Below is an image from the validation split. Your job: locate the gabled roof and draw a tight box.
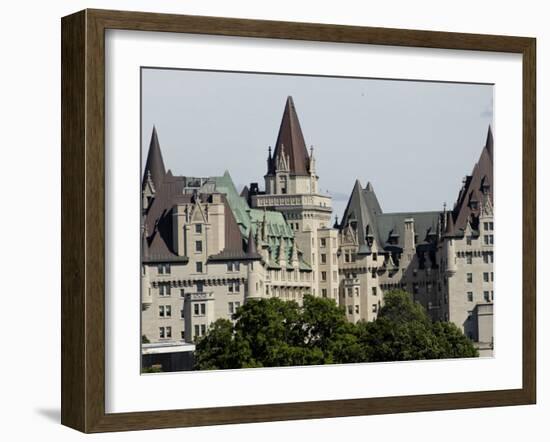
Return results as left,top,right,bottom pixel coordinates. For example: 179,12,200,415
452,126,494,232
376,211,441,250
142,126,166,190
339,180,384,253
339,180,441,253
268,96,311,176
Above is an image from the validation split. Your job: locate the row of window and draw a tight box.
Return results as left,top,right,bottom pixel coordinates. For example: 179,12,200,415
321,288,339,298
319,253,338,265
466,290,494,302
464,252,494,264
466,272,494,283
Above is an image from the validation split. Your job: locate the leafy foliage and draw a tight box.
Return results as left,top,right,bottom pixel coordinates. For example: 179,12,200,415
194,290,478,370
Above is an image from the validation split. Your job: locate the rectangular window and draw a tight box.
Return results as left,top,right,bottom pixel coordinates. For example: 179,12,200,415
195,224,202,233
372,304,378,313
165,305,171,317
157,264,170,274
355,305,359,314
466,236,472,245
372,253,378,261
200,303,206,315
333,270,337,282
196,281,204,292
180,309,184,319
228,302,234,314
372,287,377,296
321,253,327,264
345,252,350,263
484,222,489,230
491,272,494,282
484,291,490,302
180,288,185,297
194,304,199,315
196,262,203,273
159,305,165,317
489,222,494,230
159,327,165,339
166,326,172,338
235,301,241,310
466,254,472,264
194,325,199,338
467,273,473,283
467,291,473,302
321,271,327,281
181,331,185,340
322,289,327,298
483,272,489,282
200,324,206,335
195,240,203,252
347,288,353,297
354,287,359,297
320,238,326,247
159,284,171,296
347,305,353,314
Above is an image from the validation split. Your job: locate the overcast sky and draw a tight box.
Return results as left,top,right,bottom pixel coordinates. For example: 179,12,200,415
141,68,493,219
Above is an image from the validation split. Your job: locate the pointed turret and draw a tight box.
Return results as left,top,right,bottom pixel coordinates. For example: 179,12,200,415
444,211,455,237
268,96,310,176
246,228,259,257
290,237,299,268
142,126,166,189
278,238,287,267
485,125,494,160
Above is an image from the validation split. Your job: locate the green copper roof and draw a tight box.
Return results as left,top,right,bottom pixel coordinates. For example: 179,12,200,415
211,171,310,270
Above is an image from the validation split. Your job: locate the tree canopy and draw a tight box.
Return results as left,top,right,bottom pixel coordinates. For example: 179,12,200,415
194,290,478,370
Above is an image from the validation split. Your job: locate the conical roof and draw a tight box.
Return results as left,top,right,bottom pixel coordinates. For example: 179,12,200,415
242,227,261,261
444,210,455,237
142,126,166,189
269,96,310,176
452,126,494,231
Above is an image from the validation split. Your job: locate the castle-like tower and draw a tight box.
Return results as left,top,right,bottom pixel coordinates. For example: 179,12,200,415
249,97,340,301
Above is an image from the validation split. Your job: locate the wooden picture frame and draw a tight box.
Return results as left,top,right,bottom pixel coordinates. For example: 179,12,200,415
61,8,536,433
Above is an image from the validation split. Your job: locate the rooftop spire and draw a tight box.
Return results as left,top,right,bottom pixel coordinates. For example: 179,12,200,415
246,228,259,257
269,96,310,176
485,125,494,160
444,211,455,237
142,126,166,189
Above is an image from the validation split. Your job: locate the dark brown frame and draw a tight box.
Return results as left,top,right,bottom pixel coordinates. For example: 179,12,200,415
61,8,536,433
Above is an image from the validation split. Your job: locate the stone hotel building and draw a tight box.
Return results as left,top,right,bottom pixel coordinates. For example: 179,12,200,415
141,97,494,369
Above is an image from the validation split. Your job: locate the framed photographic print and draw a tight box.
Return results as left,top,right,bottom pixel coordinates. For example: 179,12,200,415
61,9,536,433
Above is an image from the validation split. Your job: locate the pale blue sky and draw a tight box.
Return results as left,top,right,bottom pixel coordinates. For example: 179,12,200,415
141,68,493,219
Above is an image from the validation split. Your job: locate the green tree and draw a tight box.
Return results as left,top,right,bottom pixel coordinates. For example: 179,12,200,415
362,290,478,361
432,321,479,358
299,295,368,364
194,319,255,370
194,290,478,370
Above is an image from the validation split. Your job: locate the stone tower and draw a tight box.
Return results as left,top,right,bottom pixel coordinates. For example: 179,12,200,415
250,96,339,300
